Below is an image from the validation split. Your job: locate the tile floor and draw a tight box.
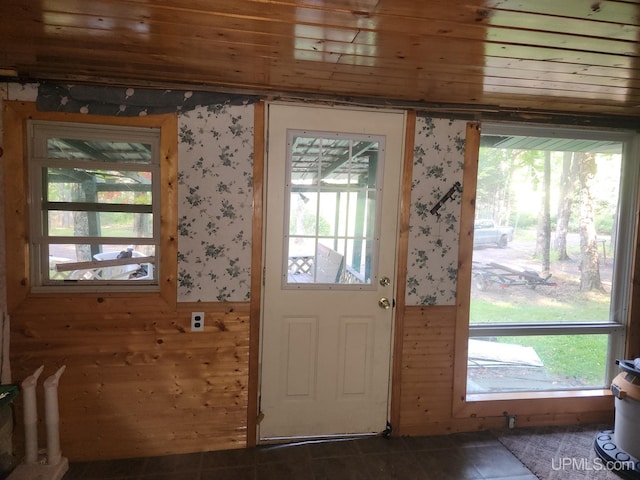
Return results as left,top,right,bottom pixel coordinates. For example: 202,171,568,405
62,431,538,480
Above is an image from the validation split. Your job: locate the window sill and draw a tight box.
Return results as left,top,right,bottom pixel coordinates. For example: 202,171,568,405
454,388,613,419
467,388,611,403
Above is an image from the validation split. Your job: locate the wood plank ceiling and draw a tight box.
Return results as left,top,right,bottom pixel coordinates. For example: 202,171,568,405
2,0,640,119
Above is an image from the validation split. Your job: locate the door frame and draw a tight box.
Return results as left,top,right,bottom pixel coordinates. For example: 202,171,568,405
247,101,416,446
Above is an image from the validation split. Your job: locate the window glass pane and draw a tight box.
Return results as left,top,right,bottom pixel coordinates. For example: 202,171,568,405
48,244,155,282
47,211,153,238
31,121,161,288
291,136,320,186
471,136,622,324
289,191,319,236
46,168,152,204
467,335,608,393
47,138,152,164
465,128,633,396
285,133,380,286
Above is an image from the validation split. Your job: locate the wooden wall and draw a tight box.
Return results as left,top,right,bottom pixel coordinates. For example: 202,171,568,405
10,300,249,461
3,101,251,461
3,100,622,463
8,300,616,461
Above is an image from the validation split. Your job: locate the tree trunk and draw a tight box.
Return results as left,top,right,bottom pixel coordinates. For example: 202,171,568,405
72,182,93,261
535,152,551,272
577,151,602,291
555,151,578,260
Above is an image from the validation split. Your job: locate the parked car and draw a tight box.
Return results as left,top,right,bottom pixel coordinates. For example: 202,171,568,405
473,219,514,248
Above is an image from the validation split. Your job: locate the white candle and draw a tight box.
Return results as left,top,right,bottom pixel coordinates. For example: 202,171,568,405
22,365,44,464
44,365,66,466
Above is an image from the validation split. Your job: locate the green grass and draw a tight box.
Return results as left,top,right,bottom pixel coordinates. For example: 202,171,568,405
470,297,610,323
471,295,611,387
497,334,608,386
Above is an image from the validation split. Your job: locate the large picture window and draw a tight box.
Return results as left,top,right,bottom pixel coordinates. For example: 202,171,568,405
29,121,161,289
467,124,638,395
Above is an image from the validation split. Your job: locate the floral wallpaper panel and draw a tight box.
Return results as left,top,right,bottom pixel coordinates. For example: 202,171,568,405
177,104,254,302
405,117,467,306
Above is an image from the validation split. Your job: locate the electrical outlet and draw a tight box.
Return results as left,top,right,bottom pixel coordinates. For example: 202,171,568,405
191,312,204,332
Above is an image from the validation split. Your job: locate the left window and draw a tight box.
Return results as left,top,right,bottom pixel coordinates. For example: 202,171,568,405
29,121,160,289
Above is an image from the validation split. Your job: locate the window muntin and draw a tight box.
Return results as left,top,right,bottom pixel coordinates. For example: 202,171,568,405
30,121,161,288
466,124,637,394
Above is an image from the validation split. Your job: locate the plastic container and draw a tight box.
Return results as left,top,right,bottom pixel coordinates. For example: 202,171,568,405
611,360,640,460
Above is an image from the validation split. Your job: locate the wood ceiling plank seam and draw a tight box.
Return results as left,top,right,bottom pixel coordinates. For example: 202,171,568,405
281,53,638,83
14,21,636,60
483,29,637,56
483,43,638,68
291,34,638,66
22,1,366,46
30,0,640,49
12,0,639,29
484,10,640,40
114,0,375,29
479,76,637,96
26,9,364,44
481,68,636,88
265,73,637,106
16,54,637,99
8,47,636,98
8,5,639,56
479,83,634,102
483,57,639,80
273,57,640,92
483,0,640,24
0,32,605,75
283,63,639,90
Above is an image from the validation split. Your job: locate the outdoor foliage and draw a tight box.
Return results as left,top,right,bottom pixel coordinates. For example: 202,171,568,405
469,138,622,393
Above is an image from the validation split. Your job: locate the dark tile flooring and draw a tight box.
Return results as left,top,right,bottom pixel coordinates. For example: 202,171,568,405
62,431,538,480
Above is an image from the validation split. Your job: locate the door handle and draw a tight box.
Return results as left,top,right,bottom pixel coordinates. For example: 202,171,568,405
378,297,391,309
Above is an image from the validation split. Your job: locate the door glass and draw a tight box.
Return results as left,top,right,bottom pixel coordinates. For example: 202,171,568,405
285,132,382,287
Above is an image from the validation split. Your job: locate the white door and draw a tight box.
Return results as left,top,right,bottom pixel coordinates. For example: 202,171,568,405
260,103,405,440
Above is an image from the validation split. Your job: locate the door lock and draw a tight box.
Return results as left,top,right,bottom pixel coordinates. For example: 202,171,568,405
378,297,391,309
379,276,391,287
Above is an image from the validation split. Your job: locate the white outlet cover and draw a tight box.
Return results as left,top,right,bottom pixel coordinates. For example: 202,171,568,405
191,312,205,332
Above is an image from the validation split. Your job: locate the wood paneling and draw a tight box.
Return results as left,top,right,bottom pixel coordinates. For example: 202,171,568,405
2,0,640,118
10,302,250,461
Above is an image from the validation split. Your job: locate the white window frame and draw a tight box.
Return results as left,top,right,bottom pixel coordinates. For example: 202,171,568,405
465,122,639,400
28,120,162,292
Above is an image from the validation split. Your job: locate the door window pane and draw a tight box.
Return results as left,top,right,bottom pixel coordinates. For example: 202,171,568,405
285,132,382,286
